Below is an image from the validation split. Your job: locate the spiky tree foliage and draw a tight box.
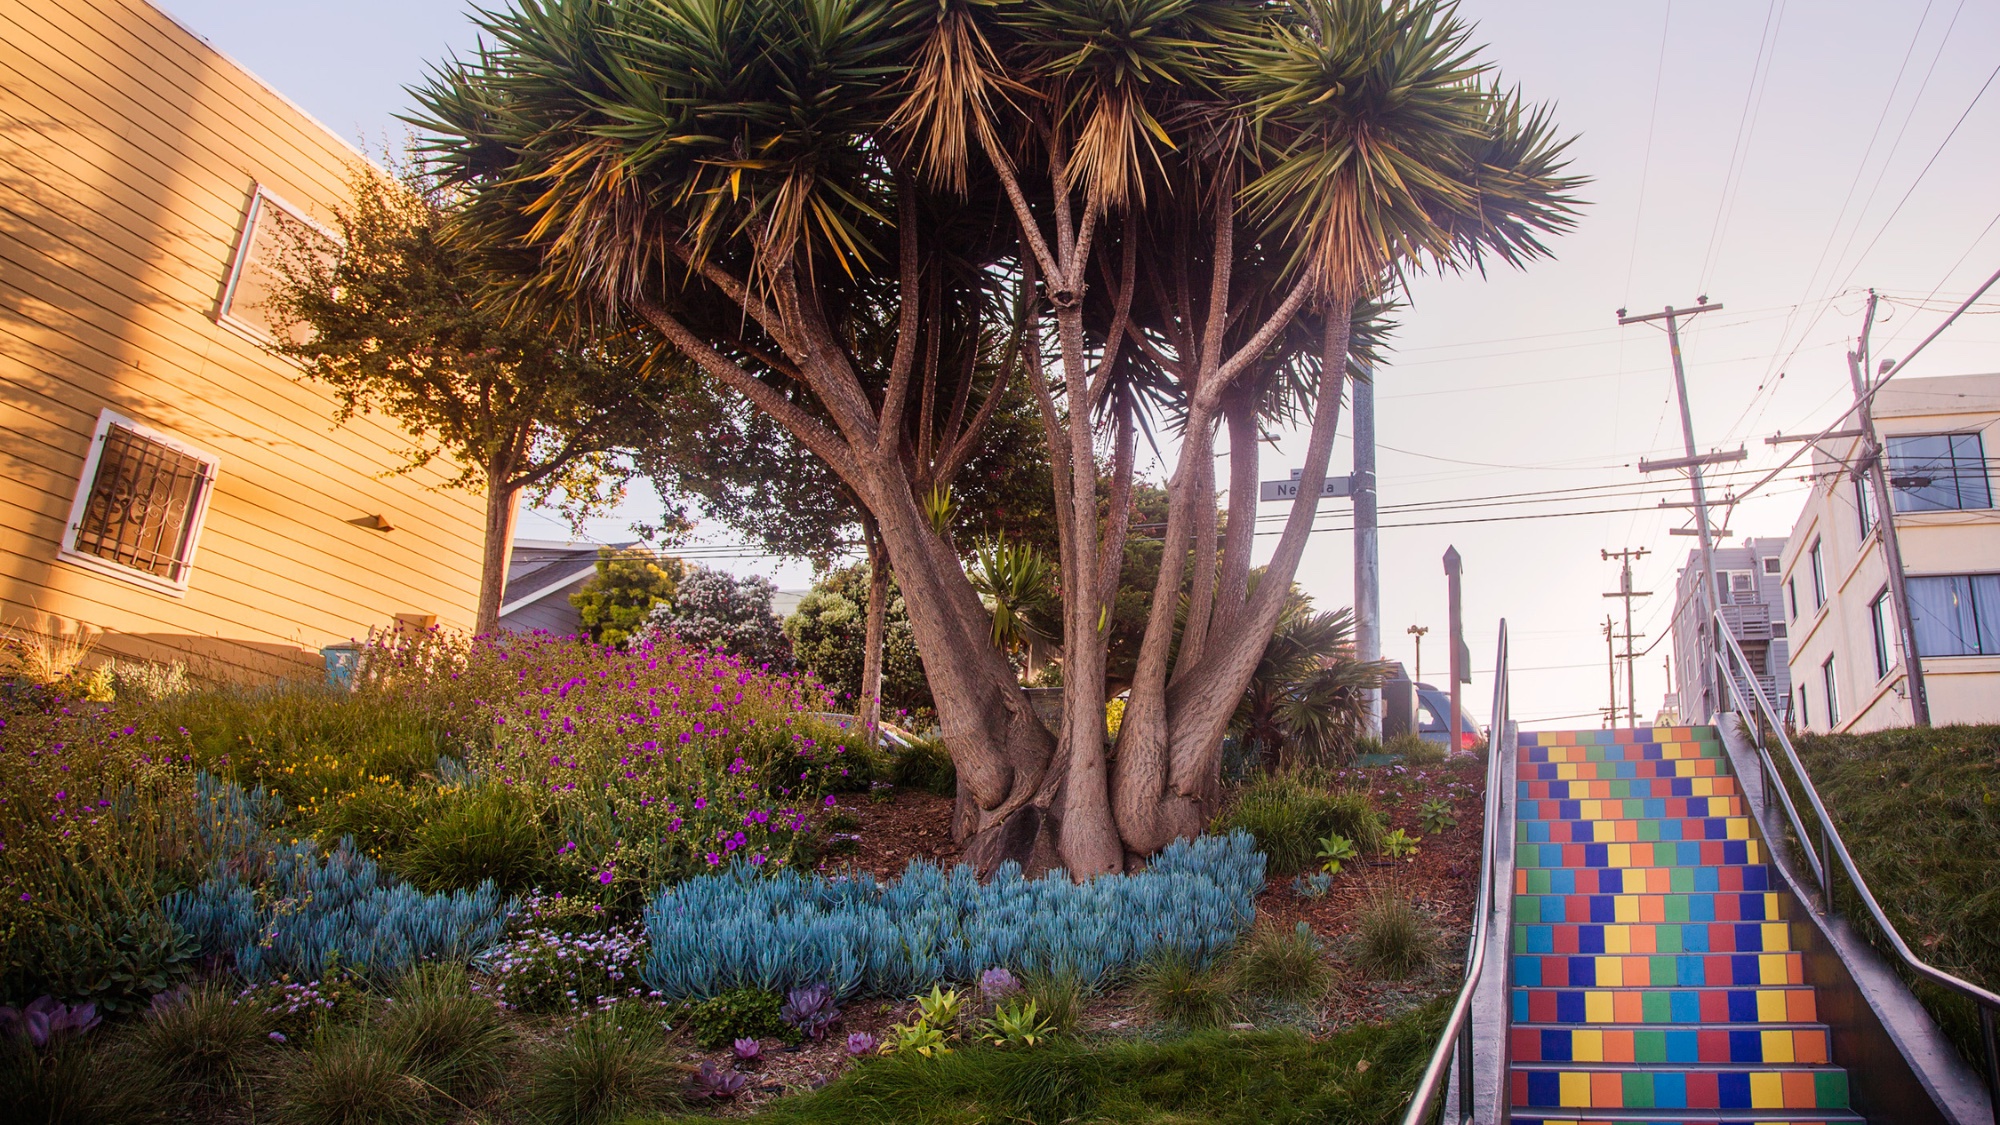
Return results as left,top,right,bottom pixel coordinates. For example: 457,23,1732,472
1234,602,1391,772
412,0,1581,874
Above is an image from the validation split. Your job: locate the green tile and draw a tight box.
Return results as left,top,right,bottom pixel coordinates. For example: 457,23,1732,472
1637,821,1660,842
1648,955,1675,985
1525,869,1550,894
1641,991,1670,1023
1622,1071,1654,1109
1665,896,1689,923
1633,1029,1667,1062
1515,896,1540,924
1670,869,1695,892
1816,1070,1849,1108
1655,925,1684,954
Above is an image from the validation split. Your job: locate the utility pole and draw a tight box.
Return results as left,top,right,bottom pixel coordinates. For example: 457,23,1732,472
1354,366,1382,739
1408,624,1429,684
1603,616,1619,728
1851,291,1931,726
1601,547,1653,726
1619,300,1739,722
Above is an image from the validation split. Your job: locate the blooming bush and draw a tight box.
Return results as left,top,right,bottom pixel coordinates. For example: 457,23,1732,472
479,913,654,1013
641,832,1266,1000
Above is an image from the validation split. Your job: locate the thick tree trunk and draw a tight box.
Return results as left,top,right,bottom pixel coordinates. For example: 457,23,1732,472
475,477,520,636
859,514,889,744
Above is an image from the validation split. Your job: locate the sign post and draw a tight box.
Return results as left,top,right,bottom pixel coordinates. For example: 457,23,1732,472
1445,546,1464,755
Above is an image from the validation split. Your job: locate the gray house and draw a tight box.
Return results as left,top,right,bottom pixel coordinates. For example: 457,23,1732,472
497,540,629,636
1669,536,1792,723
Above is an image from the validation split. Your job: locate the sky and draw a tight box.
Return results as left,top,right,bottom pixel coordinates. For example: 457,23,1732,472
159,0,2000,729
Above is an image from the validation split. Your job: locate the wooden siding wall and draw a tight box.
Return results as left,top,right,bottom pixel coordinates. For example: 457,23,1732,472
0,0,486,679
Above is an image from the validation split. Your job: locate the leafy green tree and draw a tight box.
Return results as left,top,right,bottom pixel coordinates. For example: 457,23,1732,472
268,165,711,633
415,0,1581,873
570,547,682,646
784,565,932,716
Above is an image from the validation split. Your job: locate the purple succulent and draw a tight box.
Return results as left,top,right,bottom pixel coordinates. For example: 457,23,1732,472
688,1060,750,1099
780,982,840,1040
0,996,100,1050
732,1037,763,1066
978,967,1022,1001
845,1031,878,1056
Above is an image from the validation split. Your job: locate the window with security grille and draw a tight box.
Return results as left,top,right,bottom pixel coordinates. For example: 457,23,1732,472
1886,432,1991,512
62,413,218,590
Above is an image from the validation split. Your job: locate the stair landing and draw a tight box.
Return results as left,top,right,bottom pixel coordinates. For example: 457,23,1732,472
1507,726,1863,1125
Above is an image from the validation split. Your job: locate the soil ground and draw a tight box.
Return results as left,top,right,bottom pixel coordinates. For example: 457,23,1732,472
682,755,1488,1110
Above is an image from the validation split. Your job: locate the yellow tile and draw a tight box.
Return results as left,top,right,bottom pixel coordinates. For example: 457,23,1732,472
1727,818,1751,840
1762,1029,1795,1064
1560,1071,1590,1108
1693,777,1715,796
1608,843,1632,868
1614,896,1639,923
1747,840,1763,862
1749,1071,1784,1109
1756,990,1787,1022
1759,954,1791,985
1572,1029,1603,1062
1763,923,1791,952
1604,926,1630,954
1764,893,1783,919
1596,957,1625,986
1584,991,1614,1023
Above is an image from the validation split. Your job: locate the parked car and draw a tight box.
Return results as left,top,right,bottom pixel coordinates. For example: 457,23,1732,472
1414,683,1485,750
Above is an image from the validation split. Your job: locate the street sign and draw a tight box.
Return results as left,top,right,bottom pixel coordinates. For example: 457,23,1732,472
1259,473,1353,502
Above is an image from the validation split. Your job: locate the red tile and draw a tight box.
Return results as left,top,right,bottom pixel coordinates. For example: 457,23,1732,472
1511,1028,1541,1061
1685,1070,1720,1108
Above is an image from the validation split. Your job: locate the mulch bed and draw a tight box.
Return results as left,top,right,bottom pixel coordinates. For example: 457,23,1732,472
690,755,1488,1110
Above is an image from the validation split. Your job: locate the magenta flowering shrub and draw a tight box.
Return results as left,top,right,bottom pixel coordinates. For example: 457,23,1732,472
400,631,860,898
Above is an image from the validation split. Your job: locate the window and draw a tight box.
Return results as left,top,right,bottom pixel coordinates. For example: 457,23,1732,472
1809,540,1826,609
1886,433,1992,512
1797,685,1810,729
1786,577,1798,621
59,411,219,594
1821,655,1839,727
1869,588,1893,680
1729,572,1757,606
217,186,338,345
1906,574,2000,657
1772,621,1788,639
1855,477,1878,536
1762,556,1782,575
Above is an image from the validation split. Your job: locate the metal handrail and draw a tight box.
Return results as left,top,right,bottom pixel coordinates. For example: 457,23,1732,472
1708,611,2000,1111
1401,619,1510,1125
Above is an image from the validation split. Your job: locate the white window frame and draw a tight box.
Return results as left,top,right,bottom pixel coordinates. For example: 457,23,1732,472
1821,654,1840,727
1762,556,1782,576
1809,539,1827,609
57,409,221,597
1868,587,1893,681
215,184,340,346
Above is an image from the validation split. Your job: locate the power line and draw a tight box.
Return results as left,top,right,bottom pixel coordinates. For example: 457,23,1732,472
1621,0,1676,305
1697,0,1786,293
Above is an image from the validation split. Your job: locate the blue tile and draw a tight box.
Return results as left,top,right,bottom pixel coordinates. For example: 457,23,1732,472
1664,1029,1699,1063
1526,1070,1561,1108
1728,1029,1762,1062
1556,991,1586,1022
1541,1029,1572,1062
1717,1070,1752,1109
1725,990,1756,1022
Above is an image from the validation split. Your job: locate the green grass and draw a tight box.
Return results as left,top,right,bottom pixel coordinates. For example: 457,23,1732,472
1213,775,1384,875
632,998,1447,1125
1787,724,2000,1069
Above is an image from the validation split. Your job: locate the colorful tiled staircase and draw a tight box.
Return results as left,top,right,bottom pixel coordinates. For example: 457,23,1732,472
1508,726,1862,1124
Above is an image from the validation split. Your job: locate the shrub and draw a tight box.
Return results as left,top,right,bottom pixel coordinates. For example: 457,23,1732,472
782,564,933,715
1418,797,1458,836
274,1026,432,1125
640,833,1264,1000
124,984,277,1103
374,963,512,1102
979,997,1055,1050
639,566,791,669
889,735,955,796
0,1034,129,1125
516,1008,686,1125
482,917,652,1014
1215,777,1382,875
1135,953,1230,1028
569,547,682,647
394,783,548,893
1352,890,1437,981
681,988,790,1049
1232,923,1331,1002
1388,732,1446,765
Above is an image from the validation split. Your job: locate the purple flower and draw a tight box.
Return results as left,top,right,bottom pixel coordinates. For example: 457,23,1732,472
732,1037,763,1063
979,967,1022,1000
846,1031,878,1056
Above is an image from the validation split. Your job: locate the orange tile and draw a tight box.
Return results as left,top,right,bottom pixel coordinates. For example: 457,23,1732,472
1612,992,1644,1022
1601,1030,1635,1062
1639,896,1665,922
1628,926,1658,954
1787,990,1817,1022
1782,1070,1817,1108
1590,1071,1623,1107
1796,1029,1829,1064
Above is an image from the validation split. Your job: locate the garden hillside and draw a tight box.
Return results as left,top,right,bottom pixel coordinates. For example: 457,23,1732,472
1785,723,2000,1068
0,629,1485,1124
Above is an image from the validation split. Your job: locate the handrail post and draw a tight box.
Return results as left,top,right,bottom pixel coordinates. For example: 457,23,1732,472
1981,1006,2000,1117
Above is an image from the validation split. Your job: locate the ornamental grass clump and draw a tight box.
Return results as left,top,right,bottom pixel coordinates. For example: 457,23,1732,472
124,984,277,1104
374,963,512,1103
1135,953,1231,1029
516,1007,687,1125
1353,888,1439,982
1215,776,1383,875
1232,922,1332,1003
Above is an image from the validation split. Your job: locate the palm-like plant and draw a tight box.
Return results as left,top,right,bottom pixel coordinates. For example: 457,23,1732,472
1233,604,1389,772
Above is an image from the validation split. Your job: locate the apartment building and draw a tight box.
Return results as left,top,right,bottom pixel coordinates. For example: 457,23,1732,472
1668,537,1792,723
1779,373,2000,733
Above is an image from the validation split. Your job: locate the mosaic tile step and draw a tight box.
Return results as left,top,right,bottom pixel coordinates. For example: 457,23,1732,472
1524,728,1706,746
1511,1066,1850,1112
1512,987,1819,1026
1516,840,1764,870
1512,1025,1830,1065
1521,776,1742,801
1513,951,1806,988
1513,921,1794,956
1522,741,1725,764
1521,796,1747,822
1516,892,1787,925
1522,758,1726,782
1518,817,1754,845
1512,1104,1856,1112
1512,1115,1863,1124
1517,866,1773,896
